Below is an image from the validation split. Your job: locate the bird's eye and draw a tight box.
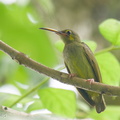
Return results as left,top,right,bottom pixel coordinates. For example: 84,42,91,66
66,30,71,35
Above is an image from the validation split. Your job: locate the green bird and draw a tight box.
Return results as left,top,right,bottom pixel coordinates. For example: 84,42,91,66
40,28,106,113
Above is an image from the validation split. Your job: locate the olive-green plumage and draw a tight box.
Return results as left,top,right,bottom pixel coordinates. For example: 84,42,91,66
40,28,106,113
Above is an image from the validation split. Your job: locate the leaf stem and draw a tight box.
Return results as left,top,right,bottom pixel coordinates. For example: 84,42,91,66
9,65,65,108
95,45,120,56
9,77,49,108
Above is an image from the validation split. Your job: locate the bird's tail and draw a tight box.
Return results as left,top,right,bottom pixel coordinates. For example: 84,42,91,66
95,95,106,113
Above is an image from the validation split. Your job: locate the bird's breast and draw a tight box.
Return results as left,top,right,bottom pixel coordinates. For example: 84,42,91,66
63,43,95,79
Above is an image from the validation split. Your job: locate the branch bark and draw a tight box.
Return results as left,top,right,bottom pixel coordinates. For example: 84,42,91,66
0,106,82,120
0,40,120,96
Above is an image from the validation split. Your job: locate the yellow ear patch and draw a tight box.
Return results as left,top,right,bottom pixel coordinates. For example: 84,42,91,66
69,35,74,40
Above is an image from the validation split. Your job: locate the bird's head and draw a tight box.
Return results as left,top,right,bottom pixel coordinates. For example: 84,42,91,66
40,28,81,44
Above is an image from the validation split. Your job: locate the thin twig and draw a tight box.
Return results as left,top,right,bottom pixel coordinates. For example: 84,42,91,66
95,45,120,55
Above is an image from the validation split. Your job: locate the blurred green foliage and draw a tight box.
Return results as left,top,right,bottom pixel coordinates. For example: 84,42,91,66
0,3,57,67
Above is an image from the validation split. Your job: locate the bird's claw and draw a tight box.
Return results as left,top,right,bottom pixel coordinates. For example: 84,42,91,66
86,78,94,84
68,73,76,78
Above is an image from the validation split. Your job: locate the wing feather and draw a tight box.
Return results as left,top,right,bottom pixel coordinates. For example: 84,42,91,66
82,43,102,82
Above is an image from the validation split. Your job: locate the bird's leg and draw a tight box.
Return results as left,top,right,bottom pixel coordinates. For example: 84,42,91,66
68,73,76,78
86,78,94,84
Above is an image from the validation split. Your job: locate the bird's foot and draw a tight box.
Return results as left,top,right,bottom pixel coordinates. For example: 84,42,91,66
86,78,94,84
68,73,76,78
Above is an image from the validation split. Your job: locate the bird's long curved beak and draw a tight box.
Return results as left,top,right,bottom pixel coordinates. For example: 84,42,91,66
40,28,59,33
39,27,64,36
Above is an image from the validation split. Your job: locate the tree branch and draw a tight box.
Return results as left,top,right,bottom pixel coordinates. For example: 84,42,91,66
0,40,120,96
0,106,82,120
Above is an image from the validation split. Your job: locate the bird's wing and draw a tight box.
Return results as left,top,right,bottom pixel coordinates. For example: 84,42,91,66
64,58,95,106
64,62,71,74
82,43,102,82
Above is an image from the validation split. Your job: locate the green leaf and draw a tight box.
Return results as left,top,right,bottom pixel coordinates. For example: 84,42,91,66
26,99,44,113
99,19,120,45
84,40,97,52
96,52,120,86
55,40,64,52
88,106,120,120
115,34,120,45
38,88,76,118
